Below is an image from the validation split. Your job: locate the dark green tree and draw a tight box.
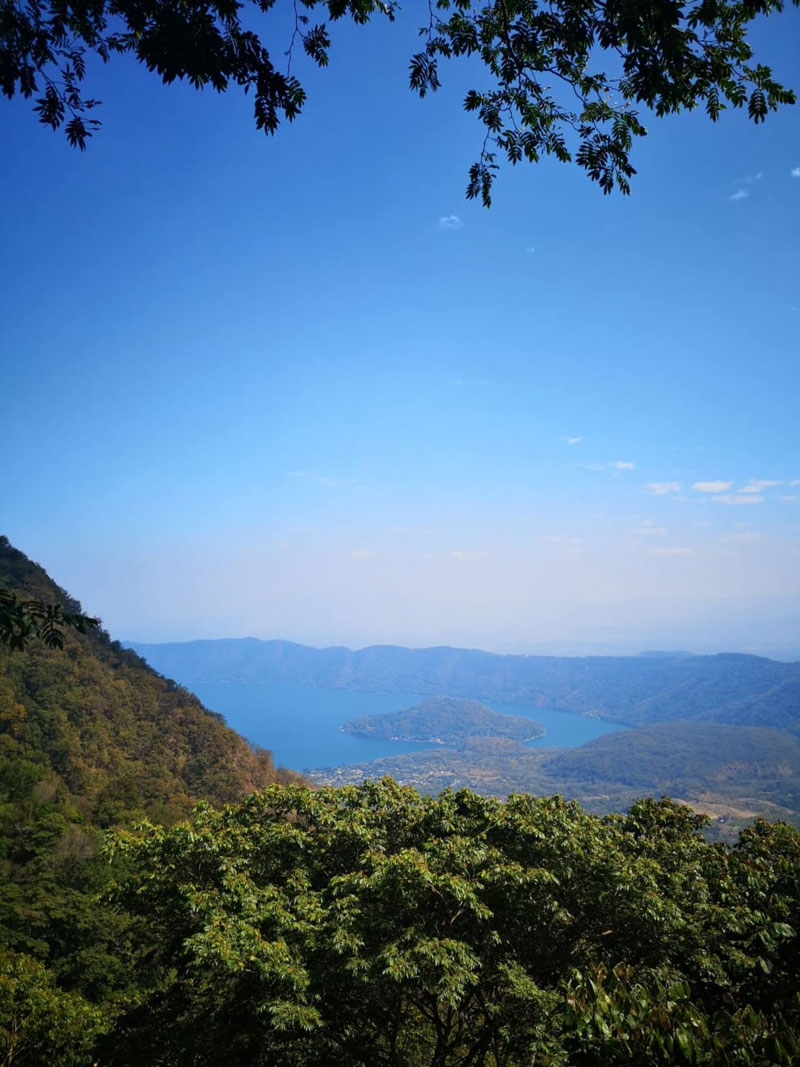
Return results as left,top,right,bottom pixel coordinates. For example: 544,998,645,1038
0,949,108,1067
103,781,800,1067
1,0,797,201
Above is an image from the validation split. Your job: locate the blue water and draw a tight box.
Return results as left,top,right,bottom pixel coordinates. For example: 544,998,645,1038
192,682,627,773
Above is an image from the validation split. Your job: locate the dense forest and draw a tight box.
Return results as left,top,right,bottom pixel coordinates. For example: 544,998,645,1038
131,637,800,732
58,785,800,1065
2,539,800,1064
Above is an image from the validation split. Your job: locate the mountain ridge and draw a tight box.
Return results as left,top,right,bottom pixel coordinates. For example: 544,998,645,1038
129,636,800,732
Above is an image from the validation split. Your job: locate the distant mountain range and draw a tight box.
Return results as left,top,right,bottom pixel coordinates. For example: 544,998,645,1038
129,637,800,733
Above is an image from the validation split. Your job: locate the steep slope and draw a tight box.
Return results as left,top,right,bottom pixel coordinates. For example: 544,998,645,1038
131,636,800,732
0,537,302,1000
0,537,300,824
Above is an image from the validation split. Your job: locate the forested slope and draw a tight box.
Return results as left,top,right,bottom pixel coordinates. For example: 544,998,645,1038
0,536,300,1007
0,536,299,821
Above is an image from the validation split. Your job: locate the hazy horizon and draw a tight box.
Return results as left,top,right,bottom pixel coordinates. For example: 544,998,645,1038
20,531,800,660
118,584,800,663
128,621,800,663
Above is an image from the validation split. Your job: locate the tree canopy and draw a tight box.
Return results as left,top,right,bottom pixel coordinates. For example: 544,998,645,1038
102,781,800,1066
1,0,797,201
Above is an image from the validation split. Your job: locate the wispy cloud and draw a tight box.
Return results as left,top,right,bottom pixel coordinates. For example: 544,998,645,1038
562,436,583,445
645,481,681,495
728,189,749,202
723,531,764,545
525,245,536,253
734,171,763,185
449,550,482,561
713,494,764,506
582,460,634,472
693,480,732,493
792,167,800,178
439,215,464,230
447,378,486,387
738,480,782,494
288,471,354,488
779,495,798,503
649,546,692,557
632,523,667,536
348,549,376,559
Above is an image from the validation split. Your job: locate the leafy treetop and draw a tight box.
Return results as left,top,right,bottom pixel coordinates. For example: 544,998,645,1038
0,0,797,201
102,780,800,1066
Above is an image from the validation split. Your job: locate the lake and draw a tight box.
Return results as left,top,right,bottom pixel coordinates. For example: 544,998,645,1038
191,682,627,773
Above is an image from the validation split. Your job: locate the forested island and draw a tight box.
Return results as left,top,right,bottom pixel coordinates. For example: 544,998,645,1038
342,695,544,746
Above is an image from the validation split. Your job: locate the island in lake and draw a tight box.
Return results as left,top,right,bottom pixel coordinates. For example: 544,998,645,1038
341,695,544,747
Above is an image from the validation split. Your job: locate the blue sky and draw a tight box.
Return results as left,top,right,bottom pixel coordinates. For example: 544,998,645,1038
2,5,799,656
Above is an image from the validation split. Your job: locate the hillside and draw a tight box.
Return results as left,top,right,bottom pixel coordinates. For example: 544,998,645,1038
1,538,300,822
0,537,301,999
342,695,544,746
542,720,800,793
131,636,800,732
